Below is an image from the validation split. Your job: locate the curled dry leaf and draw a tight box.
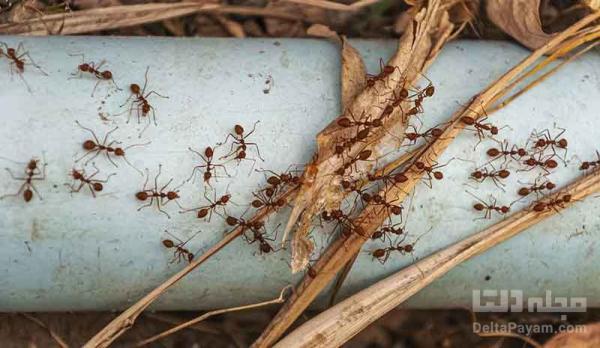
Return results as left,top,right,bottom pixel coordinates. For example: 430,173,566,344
486,0,555,50
544,323,600,348
583,0,600,11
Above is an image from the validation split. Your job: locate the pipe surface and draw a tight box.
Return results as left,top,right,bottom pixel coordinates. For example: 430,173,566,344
0,37,598,311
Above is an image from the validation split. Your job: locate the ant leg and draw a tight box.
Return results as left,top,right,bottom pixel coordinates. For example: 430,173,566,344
137,197,154,211
102,152,118,168
244,142,264,161
4,168,27,180
91,80,101,97
160,178,173,192
145,91,168,99
154,165,162,190
75,121,101,145
19,51,47,75
0,183,26,200
87,183,97,198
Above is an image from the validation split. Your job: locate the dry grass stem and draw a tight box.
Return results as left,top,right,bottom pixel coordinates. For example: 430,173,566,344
281,0,382,11
22,313,69,348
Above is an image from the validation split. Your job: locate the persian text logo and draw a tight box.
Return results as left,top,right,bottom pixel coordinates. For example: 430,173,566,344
472,289,587,313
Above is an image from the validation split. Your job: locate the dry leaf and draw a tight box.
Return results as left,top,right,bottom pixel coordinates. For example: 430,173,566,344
340,36,366,112
486,0,555,49
306,23,338,39
544,323,600,348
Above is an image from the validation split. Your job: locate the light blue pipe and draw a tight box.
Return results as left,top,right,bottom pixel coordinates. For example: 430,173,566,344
0,37,598,311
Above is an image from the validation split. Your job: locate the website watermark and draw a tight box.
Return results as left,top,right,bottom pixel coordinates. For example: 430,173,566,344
472,289,587,335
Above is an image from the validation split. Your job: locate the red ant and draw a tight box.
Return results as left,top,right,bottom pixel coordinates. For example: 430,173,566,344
188,145,229,186
251,189,286,210
69,53,119,96
75,121,147,175
333,127,372,158
221,122,264,163
530,128,568,160
321,209,365,239
65,164,115,198
371,222,405,242
182,191,231,221
1,157,46,202
334,149,372,176
517,178,556,198
371,193,403,222
532,194,572,213
366,58,399,90
226,216,276,254
470,165,510,189
336,111,382,129
412,159,450,188
136,165,185,219
486,141,528,164
404,123,445,146
520,154,558,174
257,168,302,190
121,66,168,137
370,230,427,264
409,76,435,114
467,191,510,220
162,230,201,264
579,151,600,171
0,42,47,91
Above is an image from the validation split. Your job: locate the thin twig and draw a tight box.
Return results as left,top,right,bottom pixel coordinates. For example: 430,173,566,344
135,286,290,347
281,0,382,11
21,313,69,348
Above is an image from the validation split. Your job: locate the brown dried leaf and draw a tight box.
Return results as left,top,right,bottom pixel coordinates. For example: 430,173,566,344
544,323,600,348
340,36,367,113
486,0,555,49
583,0,600,11
306,23,338,39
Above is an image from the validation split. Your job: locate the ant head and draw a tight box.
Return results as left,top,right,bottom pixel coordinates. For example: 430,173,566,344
335,167,346,176
93,183,103,192
433,171,443,180
142,104,151,114
362,193,372,203
321,211,331,221
267,176,281,186
24,189,33,202
403,244,414,253
251,200,264,208
136,191,148,201
27,159,38,170
252,220,264,230
546,182,556,190
220,194,230,203
525,158,536,166
337,117,351,127
580,162,590,170
83,140,97,150
264,187,275,197
187,253,194,262
407,107,419,116
234,124,244,135
546,159,558,168
372,118,383,127
371,231,383,240
114,148,125,156
390,205,402,215
558,138,568,148
357,128,370,140
203,171,212,182
517,148,527,157
498,170,510,179
7,48,15,56
414,161,425,170
383,105,394,115
535,139,546,147
204,147,213,158
162,239,175,248
399,88,409,99
130,84,141,94
500,206,510,213
236,150,247,159
431,128,443,137
383,65,395,75
373,249,386,258
474,203,485,211
366,79,375,87
197,209,209,219
307,266,317,278
471,171,483,179
260,242,273,254
372,194,383,204
226,216,238,226
334,145,345,155
490,126,499,135
406,132,418,141
101,71,113,79
425,85,435,97
79,63,90,71
71,169,83,179
562,194,572,203
167,191,179,200
518,187,530,196
533,202,546,212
